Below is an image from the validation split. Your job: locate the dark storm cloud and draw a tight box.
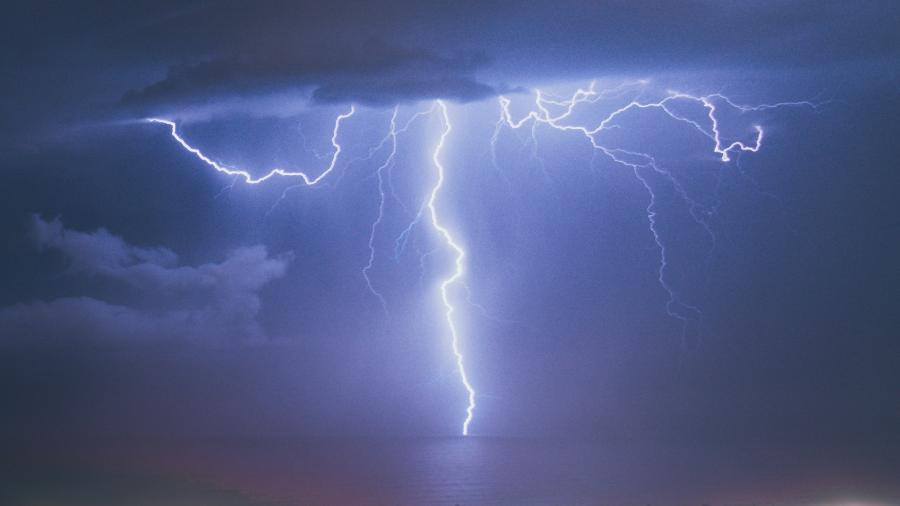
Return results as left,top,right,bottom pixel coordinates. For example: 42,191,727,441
1,0,895,141
121,42,501,110
112,0,897,114
0,216,293,346
312,76,504,106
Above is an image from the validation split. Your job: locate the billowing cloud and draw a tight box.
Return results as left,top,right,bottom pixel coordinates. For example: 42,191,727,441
0,216,293,346
30,213,180,284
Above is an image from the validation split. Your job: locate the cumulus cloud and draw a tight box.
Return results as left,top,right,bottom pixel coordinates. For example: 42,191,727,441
0,216,293,346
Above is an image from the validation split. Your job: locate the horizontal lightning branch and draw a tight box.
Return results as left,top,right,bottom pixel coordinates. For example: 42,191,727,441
147,107,355,185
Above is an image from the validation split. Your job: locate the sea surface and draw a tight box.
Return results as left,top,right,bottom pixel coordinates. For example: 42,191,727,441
5,436,897,506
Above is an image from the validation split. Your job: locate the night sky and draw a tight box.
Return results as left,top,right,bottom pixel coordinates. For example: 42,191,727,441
1,2,898,505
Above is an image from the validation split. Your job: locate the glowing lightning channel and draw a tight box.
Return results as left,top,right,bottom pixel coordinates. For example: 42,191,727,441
147,107,355,185
427,100,476,436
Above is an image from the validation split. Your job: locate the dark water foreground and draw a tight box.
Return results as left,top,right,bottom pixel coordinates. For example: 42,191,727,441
4,437,897,506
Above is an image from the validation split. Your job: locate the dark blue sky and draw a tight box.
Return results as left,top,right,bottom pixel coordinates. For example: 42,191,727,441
1,2,898,504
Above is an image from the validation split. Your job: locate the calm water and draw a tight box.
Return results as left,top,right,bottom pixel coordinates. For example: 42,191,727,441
6,437,898,505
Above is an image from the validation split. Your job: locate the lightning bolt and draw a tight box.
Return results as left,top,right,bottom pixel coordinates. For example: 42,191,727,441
382,101,476,434
427,100,476,436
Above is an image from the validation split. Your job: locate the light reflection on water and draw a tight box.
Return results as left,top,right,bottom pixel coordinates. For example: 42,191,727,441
149,437,616,505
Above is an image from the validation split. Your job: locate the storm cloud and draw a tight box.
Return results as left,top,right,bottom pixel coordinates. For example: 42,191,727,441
0,216,293,346
121,42,502,112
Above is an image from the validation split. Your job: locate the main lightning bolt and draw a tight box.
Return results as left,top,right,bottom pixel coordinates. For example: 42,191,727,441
428,101,476,436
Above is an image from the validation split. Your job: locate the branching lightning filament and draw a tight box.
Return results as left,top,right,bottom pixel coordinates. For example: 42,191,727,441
494,81,819,346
